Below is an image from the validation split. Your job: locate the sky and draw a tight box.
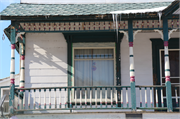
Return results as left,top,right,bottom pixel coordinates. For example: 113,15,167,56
0,0,20,79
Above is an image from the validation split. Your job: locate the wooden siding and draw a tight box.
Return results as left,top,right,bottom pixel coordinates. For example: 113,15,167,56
25,33,67,108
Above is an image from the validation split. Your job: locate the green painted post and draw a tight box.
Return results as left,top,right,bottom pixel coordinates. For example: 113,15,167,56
128,20,136,111
163,18,173,112
9,23,16,114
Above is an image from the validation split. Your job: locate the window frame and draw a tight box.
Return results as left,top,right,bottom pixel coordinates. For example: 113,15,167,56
159,49,180,99
71,46,116,102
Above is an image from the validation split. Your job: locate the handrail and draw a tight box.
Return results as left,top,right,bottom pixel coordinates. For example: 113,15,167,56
15,86,130,90
15,85,167,91
135,85,166,88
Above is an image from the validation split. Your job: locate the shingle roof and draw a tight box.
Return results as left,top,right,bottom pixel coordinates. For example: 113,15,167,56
0,2,172,16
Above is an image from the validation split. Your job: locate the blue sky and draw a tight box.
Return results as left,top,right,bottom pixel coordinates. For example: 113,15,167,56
0,0,20,79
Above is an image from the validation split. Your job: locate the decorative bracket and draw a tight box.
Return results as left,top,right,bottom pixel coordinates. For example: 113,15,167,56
168,29,178,39
119,31,128,41
154,30,163,40
15,32,25,43
133,30,142,41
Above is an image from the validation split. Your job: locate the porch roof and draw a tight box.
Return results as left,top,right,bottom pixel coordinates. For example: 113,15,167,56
0,2,172,17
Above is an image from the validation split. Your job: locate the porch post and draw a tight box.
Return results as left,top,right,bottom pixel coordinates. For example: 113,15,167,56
9,23,16,114
128,20,136,111
163,18,173,112
19,36,25,92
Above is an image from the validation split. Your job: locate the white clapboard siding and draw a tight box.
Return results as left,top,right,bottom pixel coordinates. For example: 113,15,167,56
28,61,67,69
25,76,67,83
26,69,67,76
26,48,67,56
25,33,67,109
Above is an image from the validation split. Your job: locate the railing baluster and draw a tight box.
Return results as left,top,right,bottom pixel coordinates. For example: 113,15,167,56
145,87,147,107
95,88,97,108
90,88,92,108
65,88,67,108
39,89,41,109
70,88,72,108
49,89,51,109
75,88,77,108
18,90,20,110
34,89,36,109
54,88,57,109
175,87,178,107
85,88,87,108
44,89,46,109
105,88,107,108
23,90,25,109
150,87,153,107
139,87,142,107
116,88,118,107
28,90,30,109
111,88,113,108
126,87,129,108
80,88,82,108
155,87,158,107
161,87,164,107
59,88,61,108
100,88,102,108
144,87,147,107
121,88,123,108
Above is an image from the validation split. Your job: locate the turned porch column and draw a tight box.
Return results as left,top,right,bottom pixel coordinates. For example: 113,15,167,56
128,20,136,111
163,18,173,112
9,23,16,114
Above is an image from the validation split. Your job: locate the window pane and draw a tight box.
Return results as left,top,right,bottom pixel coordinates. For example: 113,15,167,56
3,90,10,101
74,49,114,59
74,49,114,99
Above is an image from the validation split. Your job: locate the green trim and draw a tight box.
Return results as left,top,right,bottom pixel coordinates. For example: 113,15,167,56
130,69,135,72
163,18,169,41
130,55,133,57
128,20,133,42
10,72,15,74
21,67,25,69
20,81,25,83
11,57,15,59
163,1,179,17
165,69,170,71
165,54,169,56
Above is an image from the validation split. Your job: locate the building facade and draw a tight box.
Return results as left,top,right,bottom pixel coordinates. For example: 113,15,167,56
0,0,180,119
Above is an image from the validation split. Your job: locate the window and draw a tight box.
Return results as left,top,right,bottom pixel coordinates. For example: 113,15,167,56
1,88,18,112
1,89,10,113
160,49,180,99
72,43,116,101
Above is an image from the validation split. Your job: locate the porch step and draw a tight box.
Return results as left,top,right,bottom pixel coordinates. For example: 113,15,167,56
126,114,142,119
